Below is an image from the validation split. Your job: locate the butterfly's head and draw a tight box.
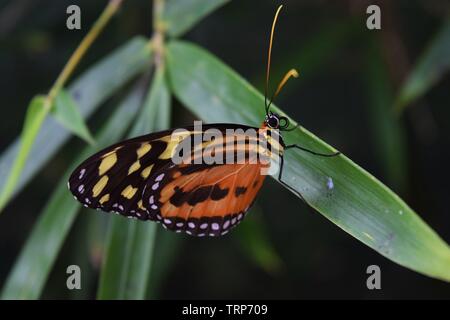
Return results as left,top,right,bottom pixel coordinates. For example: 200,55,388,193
265,112,290,130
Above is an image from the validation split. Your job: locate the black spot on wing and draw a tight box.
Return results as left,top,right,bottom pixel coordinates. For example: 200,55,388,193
187,186,212,206
235,186,247,196
210,185,229,200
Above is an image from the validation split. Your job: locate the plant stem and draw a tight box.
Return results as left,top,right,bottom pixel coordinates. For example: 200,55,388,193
151,0,165,68
47,0,124,105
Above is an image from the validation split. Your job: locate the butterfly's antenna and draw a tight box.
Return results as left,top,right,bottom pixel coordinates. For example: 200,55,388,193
265,5,300,113
265,5,283,115
267,68,299,110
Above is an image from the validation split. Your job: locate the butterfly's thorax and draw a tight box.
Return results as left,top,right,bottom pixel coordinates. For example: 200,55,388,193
258,123,285,157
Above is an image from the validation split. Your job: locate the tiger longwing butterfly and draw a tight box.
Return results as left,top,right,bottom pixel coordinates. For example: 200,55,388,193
68,5,340,237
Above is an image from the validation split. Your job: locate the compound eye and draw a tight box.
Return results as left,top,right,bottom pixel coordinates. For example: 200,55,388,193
268,116,279,128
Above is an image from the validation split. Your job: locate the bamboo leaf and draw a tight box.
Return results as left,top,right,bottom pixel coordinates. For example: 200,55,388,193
146,231,182,299
166,40,450,282
0,37,151,208
366,41,408,191
98,67,171,300
1,83,146,300
0,95,49,212
396,18,450,111
52,89,95,145
236,207,282,274
163,0,230,37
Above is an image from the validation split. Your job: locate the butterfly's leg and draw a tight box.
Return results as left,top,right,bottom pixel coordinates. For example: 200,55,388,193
277,155,307,203
285,144,340,157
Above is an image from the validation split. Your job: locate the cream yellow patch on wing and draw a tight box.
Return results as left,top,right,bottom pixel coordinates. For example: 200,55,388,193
158,131,193,160
141,164,154,178
121,185,138,199
137,143,151,159
128,160,141,175
159,140,181,160
93,176,109,197
138,199,146,210
99,193,110,204
99,152,117,175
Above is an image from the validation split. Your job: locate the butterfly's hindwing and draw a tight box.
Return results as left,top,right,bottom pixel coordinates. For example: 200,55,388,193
143,159,267,237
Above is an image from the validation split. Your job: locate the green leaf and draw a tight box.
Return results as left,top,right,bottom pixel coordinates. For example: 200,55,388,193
396,18,450,111
0,36,151,208
1,84,146,300
97,67,171,300
236,207,282,274
163,0,229,37
146,231,182,299
0,95,49,213
366,41,408,191
166,40,450,282
52,89,95,145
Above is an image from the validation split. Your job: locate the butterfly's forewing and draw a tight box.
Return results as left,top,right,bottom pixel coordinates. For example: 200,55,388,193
68,128,182,219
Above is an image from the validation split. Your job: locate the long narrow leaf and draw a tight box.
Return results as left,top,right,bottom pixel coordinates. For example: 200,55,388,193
166,40,450,282
98,66,171,299
396,18,450,111
1,84,146,300
366,41,408,191
163,0,230,37
236,207,282,274
52,90,95,145
0,96,49,212
0,37,151,207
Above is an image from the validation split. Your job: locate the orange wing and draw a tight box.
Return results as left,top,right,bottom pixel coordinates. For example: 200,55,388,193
142,162,267,237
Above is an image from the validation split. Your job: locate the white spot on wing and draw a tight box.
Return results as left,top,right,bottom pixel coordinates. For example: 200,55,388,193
79,168,86,179
211,223,219,231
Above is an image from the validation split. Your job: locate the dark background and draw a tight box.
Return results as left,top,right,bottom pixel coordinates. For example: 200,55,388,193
0,0,449,299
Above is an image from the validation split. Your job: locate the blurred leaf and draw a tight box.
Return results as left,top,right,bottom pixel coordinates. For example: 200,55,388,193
396,18,450,111
0,95,49,213
146,231,182,299
236,207,282,274
166,40,450,282
163,0,229,37
97,217,136,299
0,36,151,207
98,66,171,300
52,89,95,145
366,41,408,191
68,211,105,299
1,83,146,299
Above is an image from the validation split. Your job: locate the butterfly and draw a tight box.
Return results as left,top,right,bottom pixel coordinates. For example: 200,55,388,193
68,5,339,237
